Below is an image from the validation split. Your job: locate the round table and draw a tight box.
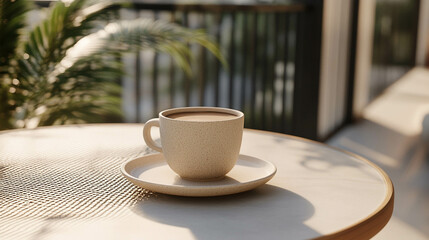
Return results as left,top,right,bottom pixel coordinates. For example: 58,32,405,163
0,124,393,240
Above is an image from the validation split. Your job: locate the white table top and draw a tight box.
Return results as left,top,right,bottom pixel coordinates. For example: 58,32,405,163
0,124,393,239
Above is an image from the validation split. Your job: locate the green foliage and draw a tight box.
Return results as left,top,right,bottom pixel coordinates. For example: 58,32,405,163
0,0,32,129
0,0,223,130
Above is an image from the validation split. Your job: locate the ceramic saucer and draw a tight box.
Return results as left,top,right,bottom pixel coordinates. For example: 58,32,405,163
121,153,276,197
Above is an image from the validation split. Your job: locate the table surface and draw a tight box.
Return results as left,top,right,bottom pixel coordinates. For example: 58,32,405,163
0,124,393,240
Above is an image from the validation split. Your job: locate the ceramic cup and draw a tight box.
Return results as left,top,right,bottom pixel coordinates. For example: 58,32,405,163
143,107,244,180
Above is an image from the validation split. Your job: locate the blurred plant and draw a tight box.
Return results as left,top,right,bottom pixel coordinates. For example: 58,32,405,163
0,0,223,130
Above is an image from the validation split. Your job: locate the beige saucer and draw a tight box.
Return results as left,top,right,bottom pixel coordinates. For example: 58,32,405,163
121,153,276,197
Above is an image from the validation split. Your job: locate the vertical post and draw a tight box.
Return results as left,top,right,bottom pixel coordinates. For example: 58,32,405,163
228,13,236,109
255,13,269,129
250,13,258,128
169,11,176,108
292,1,323,140
135,52,141,123
199,12,207,106
135,11,141,123
182,11,190,107
240,13,248,111
214,13,222,107
272,13,279,132
281,14,290,134
152,12,159,117
345,0,359,124
261,13,269,130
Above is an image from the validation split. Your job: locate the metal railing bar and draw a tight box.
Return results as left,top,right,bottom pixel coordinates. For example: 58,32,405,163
199,13,207,106
281,14,290,133
272,13,280,132
135,51,141,122
169,57,176,108
169,12,176,108
214,13,222,107
345,0,359,124
152,11,159,116
266,13,275,131
287,13,298,134
240,13,248,111
134,10,141,122
250,12,257,128
261,13,269,129
228,13,236,109
181,11,191,107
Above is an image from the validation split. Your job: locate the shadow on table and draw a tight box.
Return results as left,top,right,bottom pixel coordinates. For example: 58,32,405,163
132,185,318,239
276,133,382,181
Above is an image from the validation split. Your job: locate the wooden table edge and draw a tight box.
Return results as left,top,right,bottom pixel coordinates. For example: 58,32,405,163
245,128,394,240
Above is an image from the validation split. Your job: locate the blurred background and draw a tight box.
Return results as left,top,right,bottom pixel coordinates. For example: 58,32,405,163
1,0,428,239
0,0,426,139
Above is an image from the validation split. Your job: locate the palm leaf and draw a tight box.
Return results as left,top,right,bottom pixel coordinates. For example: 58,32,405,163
14,0,124,127
8,0,224,128
56,19,225,77
17,0,121,83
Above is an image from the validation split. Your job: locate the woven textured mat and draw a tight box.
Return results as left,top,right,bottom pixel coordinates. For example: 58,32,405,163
0,125,155,239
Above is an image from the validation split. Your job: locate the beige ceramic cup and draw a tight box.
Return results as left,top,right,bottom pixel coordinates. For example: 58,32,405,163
143,107,244,180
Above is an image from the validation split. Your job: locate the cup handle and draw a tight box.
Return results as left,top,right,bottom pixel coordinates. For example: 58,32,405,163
143,118,163,153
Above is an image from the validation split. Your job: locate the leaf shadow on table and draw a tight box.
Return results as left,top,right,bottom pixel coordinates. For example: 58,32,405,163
132,185,319,239
273,136,382,181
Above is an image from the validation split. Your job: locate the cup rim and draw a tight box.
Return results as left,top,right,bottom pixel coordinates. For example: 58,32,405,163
159,107,244,122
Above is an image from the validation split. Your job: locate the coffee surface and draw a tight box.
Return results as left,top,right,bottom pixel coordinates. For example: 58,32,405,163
167,112,237,121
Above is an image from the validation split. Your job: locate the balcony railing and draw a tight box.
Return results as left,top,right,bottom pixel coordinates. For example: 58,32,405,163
32,0,422,141
113,0,323,140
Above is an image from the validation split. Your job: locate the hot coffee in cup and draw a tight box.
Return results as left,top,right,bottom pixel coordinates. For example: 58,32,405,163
143,107,244,180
